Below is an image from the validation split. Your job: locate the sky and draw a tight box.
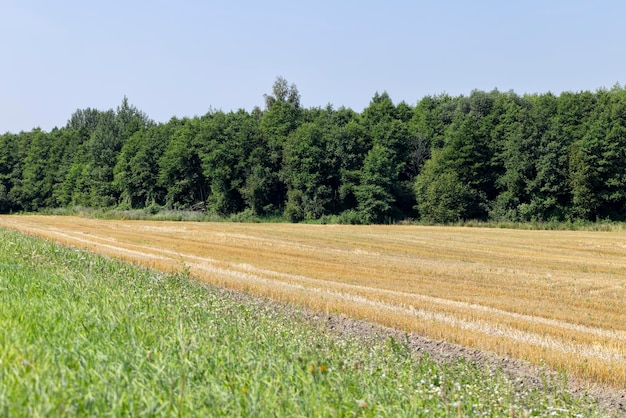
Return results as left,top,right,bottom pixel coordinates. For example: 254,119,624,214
1,0,624,133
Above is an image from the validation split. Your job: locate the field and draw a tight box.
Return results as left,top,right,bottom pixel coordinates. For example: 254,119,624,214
0,216,625,409
1,227,609,416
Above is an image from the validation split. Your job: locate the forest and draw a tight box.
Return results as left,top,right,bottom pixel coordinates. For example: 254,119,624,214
1,77,626,224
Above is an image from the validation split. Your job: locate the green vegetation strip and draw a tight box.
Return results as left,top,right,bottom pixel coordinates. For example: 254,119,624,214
0,229,604,417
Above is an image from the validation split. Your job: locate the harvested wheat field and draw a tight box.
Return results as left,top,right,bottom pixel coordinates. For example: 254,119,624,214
2,215,625,390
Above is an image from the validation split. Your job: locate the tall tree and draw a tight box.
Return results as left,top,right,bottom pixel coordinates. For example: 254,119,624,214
114,122,173,208
282,122,333,221
414,149,471,223
116,96,153,142
490,92,536,220
361,91,396,128
355,144,398,223
198,110,260,215
248,77,303,213
158,119,207,209
83,110,121,207
570,86,626,220
13,129,58,210
0,133,20,212
45,128,82,207
326,109,368,213
66,107,102,133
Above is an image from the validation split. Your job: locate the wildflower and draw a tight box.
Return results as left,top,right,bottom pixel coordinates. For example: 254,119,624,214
356,399,368,408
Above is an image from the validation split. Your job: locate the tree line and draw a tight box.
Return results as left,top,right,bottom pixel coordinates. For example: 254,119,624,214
2,78,626,224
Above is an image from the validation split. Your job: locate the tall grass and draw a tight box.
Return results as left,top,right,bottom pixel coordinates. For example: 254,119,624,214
38,205,626,230
38,206,289,224
0,229,607,417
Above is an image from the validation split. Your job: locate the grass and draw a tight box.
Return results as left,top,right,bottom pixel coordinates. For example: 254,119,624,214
38,206,287,224
37,205,626,230
0,228,608,417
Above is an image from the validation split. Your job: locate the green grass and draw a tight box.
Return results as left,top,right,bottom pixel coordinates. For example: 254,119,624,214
36,205,626,230
38,206,287,224
0,228,607,417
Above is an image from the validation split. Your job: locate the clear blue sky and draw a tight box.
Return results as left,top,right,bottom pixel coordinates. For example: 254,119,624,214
1,0,624,133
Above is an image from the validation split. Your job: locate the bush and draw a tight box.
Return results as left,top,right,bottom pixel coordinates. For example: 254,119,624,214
229,208,260,223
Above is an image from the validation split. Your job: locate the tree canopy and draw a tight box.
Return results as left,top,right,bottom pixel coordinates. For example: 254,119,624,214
2,79,626,224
